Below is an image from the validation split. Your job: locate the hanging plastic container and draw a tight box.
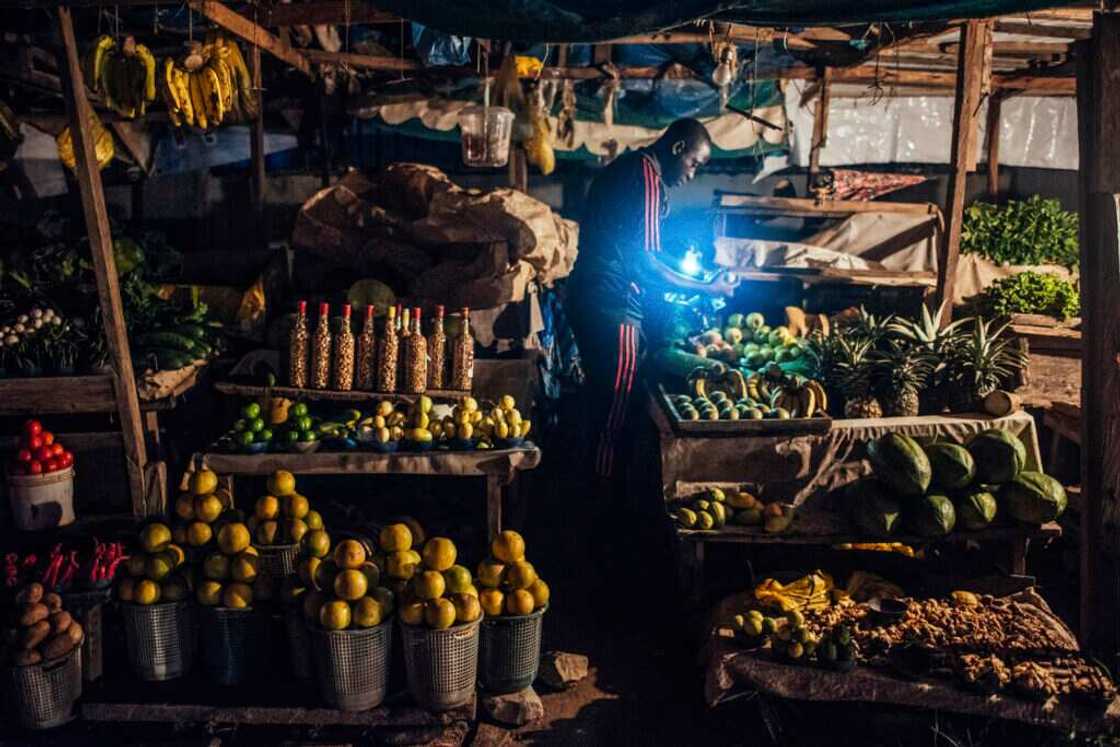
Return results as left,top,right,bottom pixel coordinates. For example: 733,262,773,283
459,105,515,168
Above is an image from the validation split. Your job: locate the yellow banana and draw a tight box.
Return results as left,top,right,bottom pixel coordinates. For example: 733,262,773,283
209,56,234,112
85,35,115,93
160,58,182,127
135,43,157,102
189,71,209,129
201,65,225,125
225,39,259,119
806,380,828,416
173,68,194,127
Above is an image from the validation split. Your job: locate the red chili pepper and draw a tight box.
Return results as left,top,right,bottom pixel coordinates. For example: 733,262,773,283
22,553,37,568
41,546,64,590
105,555,125,584
57,551,79,591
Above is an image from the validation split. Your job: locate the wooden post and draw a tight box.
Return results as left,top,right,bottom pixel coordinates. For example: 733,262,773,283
249,43,266,250
808,67,832,180
1076,12,1120,656
986,92,1004,199
935,20,990,321
56,8,152,515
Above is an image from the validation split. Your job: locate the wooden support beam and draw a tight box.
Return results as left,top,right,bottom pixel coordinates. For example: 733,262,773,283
250,43,265,251
969,21,995,171
808,67,832,179
56,7,151,517
188,0,311,77
303,49,420,71
994,20,1091,39
261,2,398,27
986,93,1004,199
1076,12,1120,657
936,20,990,321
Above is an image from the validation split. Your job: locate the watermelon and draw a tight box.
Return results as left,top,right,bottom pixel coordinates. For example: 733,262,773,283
867,433,932,497
956,489,998,530
907,493,956,537
1001,471,1067,524
925,443,976,491
848,479,902,537
967,429,1027,484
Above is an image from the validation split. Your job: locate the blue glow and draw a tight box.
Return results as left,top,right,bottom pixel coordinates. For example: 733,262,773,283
680,248,703,277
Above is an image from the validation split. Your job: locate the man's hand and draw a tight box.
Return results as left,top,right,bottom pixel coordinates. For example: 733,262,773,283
710,271,741,297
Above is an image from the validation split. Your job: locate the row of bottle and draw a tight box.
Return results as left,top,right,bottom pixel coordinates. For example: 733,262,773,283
288,300,475,394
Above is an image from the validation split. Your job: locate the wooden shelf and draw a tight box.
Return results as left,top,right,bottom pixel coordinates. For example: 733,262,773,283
0,371,204,416
214,381,471,403
677,521,1062,546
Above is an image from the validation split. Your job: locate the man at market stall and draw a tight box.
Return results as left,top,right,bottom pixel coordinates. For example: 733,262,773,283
568,118,739,506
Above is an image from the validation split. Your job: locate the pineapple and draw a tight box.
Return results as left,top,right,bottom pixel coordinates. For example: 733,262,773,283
833,337,883,418
870,339,936,417
943,317,1027,412
886,303,965,414
837,306,896,345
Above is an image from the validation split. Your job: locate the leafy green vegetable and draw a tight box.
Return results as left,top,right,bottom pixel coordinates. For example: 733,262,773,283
961,195,1079,268
982,271,1080,320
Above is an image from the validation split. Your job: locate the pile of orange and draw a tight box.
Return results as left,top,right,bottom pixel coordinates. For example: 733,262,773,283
476,530,550,618
246,470,324,547
115,521,190,605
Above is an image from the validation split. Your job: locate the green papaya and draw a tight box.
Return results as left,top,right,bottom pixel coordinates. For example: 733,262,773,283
867,433,931,497
1001,471,1067,524
907,493,956,537
955,489,997,530
848,479,902,537
968,429,1027,484
926,442,976,491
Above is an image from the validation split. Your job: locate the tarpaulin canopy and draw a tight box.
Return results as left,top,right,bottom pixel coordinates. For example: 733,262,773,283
374,0,1060,42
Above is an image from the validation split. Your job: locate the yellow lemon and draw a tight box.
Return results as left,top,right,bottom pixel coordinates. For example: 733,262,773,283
223,582,253,609
189,469,219,496
397,516,426,546
285,518,309,544
134,578,161,605
502,561,538,591
528,579,550,609
412,412,430,430
352,596,385,628
255,495,280,521
231,552,259,583
165,544,186,568
380,523,413,553
476,558,505,589
424,598,456,630
187,521,213,547
386,551,418,580
491,530,525,564
461,396,479,412
255,520,279,546
334,569,368,601
464,585,479,597
267,470,297,497
359,561,381,591
413,570,446,601
505,589,534,616
334,539,366,570
416,394,433,414
450,592,482,624
442,565,473,594
371,586,395,616
193,494,223,524
298,556,321,587
116,576,136,602
305,510,324,531
217,523,251,556
421,537,457,572
319,599,351,630
126,554,147,578
145,552,176,582
479,589,504,617
161,575,189,602
499,394,516,411
203,551,231,581
197,580,223,606
174,493,196,520
400,600,425,625
140,523,172,554
282,493,309,519
302,590,326,622
314,559,339,592
241,545,258,557
303,530,331,559
376,400,394,417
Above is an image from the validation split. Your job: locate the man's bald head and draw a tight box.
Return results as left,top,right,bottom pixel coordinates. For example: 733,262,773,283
653,118,712,186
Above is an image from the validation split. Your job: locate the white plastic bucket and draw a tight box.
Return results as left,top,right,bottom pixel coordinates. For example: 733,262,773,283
6,467,75,530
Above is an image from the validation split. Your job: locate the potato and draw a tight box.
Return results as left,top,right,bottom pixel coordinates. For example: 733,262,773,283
17,602,49,628
43,593,62,614
15,583,44,606
40,633,75,661
12,649,42,666
66,621,83,645
48,611,72,636
19,620,50,651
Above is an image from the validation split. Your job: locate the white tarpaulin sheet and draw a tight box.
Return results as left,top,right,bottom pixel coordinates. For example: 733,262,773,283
785,81,1078,170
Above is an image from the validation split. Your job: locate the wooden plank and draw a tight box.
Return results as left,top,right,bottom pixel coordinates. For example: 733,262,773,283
82,697,474,726
260,2,399,27
195,447,542,478
56,7,150,517
303,49,420,71
679,521,1060,546
971,21,995,171
213,381,470,403
994,20,1091,39
0,376,115,414
715,192,941,217
808,67,832,178
936,21,990,322
187,0,311,77
249,42,265,251
987,92,1004,198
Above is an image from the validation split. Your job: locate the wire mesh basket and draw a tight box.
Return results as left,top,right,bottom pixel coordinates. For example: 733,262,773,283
199,606,262,686
308,618,393,711
120,601,197,681
284,605,312,680
479,605,546,694
257,543,300,583
61,588,110,683
401,618,480,711
4,646,83,730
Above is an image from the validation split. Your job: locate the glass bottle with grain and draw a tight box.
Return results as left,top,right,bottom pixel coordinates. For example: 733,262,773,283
403,307,428,394
356,304,376,390
332,303,355,391
427,304,447,389
451,306,475,392
376,305,399,392
288,299,310,388
310,302,332,390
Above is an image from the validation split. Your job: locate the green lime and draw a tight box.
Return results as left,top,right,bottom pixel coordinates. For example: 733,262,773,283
248,417,265,433
266,372,277,387
257,429,274,443
292,403,309,418
296,416,313,432
236,431,254,447
284,430,300,443
232,418,247,432
299,431,317,443
242,402,262,420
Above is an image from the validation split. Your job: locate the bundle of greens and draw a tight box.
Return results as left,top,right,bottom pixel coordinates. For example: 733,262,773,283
981,271,1080,321
961,196,1079,268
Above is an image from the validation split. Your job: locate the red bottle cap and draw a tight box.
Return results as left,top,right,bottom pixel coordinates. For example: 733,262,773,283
413,307,422,320
435,304,445,317
365,305,375,320
319,302,330,316
341,304,352,319
298,300,307,314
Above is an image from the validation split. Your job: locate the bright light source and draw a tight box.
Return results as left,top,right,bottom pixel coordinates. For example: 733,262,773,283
680,247,702,277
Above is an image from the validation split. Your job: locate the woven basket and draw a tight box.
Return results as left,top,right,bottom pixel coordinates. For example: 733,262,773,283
308,618,393,711
257,543,300,583
479,605,546,694
199,606,261,686
120,601,196,681
4,646,82,730
284,605,312,679
401,618,480,711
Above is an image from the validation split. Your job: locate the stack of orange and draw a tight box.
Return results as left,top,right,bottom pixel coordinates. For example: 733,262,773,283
295,531,396,631
476,530,550,618
391,525,482,630
247,470,324,548
170,468,231,552
116,521,190,605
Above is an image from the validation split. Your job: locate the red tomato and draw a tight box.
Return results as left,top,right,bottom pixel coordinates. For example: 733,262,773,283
23,420,42,437
44,458,60,472
41,431,54,446
58,452,74,469
27,435,43,452
16,449,32,463
50,443,64,457
34,446,53,463
27,460,43,475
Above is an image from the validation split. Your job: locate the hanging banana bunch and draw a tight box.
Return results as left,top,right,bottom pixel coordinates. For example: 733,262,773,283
83,35,157,119
56,112,115,171
160,33,259,131
523,82,556,176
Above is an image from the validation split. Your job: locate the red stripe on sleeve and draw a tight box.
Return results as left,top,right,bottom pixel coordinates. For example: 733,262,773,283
642,158,660,253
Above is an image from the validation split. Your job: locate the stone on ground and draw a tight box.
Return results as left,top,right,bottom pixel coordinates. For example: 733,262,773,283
480,686,544,727
538,650,589,691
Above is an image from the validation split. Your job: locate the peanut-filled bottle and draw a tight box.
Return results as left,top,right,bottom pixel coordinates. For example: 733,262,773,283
427,304,447,389
288,300,310,388
332,303,355,391
310,302,332,390
403,307,428,394
356,305,376,390
451,307,475,391
376,305,399,392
